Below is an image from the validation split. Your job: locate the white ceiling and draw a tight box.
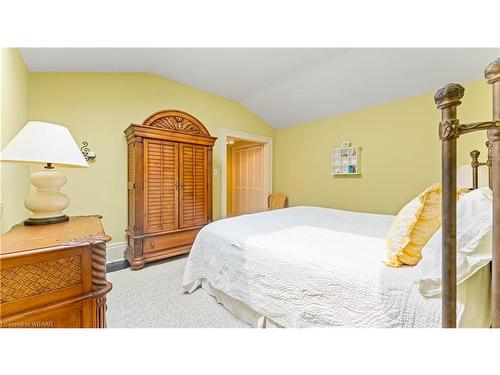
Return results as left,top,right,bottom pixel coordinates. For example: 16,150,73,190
20,48,500,129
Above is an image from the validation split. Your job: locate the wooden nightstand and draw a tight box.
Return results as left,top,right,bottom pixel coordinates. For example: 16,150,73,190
0,216,112,328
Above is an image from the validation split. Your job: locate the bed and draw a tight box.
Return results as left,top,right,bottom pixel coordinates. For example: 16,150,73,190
437,57,499,327
183,57,498,328
182,206,491,328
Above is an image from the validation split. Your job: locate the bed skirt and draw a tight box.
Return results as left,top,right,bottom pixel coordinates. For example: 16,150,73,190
185,278,282,328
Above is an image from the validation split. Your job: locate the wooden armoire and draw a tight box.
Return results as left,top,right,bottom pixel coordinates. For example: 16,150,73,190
124,110,216,270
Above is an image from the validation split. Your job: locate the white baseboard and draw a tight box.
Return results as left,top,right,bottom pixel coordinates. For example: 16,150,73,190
106,241,127,264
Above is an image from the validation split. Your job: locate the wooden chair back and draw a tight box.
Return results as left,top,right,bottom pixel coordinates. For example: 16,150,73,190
268,192,287,210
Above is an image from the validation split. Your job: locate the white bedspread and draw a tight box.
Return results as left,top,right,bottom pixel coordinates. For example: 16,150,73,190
182,206,468,327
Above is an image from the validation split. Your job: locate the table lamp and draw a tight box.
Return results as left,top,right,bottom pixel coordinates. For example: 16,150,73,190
0,121,88,225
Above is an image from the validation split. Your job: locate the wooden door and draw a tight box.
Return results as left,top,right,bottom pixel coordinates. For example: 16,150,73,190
179,143,208,228
144,139,179,233
232,144,265,216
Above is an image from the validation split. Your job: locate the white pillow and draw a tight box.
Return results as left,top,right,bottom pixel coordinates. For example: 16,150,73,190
419,187,492,297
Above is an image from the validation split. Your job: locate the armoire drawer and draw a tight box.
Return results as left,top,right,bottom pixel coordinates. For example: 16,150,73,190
143,228,201,254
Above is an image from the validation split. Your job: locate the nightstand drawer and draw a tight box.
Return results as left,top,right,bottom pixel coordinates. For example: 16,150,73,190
1,301,91,328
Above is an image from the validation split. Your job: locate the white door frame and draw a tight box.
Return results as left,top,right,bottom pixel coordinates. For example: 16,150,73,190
220,128,273,219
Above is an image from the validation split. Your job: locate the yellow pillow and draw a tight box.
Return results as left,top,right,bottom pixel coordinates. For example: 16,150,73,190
385,184,469,267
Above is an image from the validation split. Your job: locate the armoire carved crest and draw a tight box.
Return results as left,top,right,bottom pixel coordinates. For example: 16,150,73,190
143,110,210,136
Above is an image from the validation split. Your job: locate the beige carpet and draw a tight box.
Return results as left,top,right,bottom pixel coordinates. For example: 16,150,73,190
106,255,249,328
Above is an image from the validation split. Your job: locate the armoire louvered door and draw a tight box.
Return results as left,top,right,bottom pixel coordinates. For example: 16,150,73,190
144,139,179,233
125,110,216,270
179,143,209,228
144,140,209,232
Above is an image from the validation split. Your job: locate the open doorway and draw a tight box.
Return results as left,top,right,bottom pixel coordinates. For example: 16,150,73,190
227,139,265,217
220,129,273,219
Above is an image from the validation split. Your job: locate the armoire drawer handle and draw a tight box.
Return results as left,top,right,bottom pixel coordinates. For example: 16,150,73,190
149,242,155,248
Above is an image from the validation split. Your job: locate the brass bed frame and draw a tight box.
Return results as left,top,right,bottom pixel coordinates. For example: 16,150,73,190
470,143,492,190
434,57,499,328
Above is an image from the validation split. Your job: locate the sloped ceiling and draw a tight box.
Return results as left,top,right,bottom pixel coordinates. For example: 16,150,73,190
20,48,499,128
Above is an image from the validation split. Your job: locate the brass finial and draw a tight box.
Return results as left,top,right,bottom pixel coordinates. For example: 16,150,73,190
484,58,500,84
470,150,480,159
434,83,465,109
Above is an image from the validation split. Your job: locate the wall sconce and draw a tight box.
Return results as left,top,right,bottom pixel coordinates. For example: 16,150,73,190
80,141,96,161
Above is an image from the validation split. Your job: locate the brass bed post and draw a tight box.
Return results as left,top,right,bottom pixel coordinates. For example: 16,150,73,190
470,150,480,190
485,58,500,327
470,143,493,190
435,83,464,328
487,141,493,189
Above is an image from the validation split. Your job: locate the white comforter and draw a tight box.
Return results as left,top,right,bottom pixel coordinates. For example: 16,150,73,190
182,206,453,327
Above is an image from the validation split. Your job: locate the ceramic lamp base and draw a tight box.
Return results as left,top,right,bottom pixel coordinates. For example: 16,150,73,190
24,215,69,226
24,167,70,226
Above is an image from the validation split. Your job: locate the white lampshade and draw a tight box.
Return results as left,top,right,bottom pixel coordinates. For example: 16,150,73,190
457,164,489,189
0,121,88,168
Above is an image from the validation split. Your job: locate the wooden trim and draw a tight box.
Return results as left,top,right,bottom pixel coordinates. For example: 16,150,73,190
231,143,266,216
142,109,211,136
125,125,216,146
124,243,192,267
220,128,273,218
91,241,111,299
0,215,110,255
135,137,144,235
143,138,152,233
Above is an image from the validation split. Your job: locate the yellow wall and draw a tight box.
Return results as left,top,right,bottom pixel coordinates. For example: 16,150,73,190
3,51,492,242
274,80,492,215
28,72,275,244
0,48,29,233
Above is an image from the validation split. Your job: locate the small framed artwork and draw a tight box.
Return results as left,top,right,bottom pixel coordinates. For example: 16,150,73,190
341,140,350,148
